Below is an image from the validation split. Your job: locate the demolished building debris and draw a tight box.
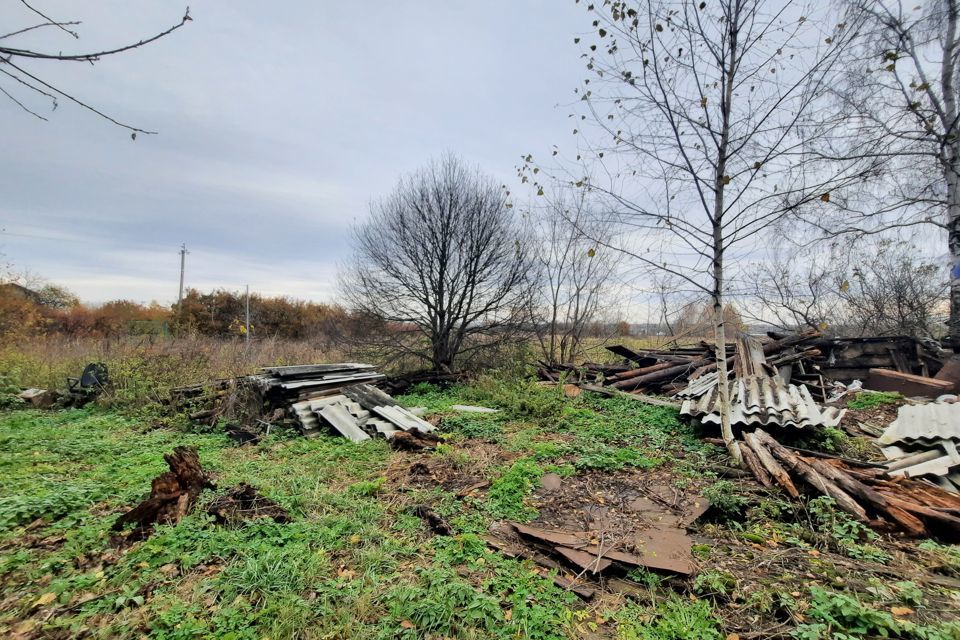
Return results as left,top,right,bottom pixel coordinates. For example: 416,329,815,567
170,364,437,443
539,331,949,400
878,403,960,492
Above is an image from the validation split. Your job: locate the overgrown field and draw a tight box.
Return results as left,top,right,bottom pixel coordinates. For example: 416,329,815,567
0,336,337,406
1,379,958,639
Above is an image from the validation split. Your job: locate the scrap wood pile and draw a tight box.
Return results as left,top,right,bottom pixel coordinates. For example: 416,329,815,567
678,335,960,539
170,363,439,444
734,428,960,542
539,331,952,400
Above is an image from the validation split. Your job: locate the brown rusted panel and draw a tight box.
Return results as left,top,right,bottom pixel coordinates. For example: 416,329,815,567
553,546,613,573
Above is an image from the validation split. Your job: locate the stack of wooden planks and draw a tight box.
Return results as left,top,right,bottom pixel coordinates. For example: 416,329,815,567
247,363,385,404
737,428,960,541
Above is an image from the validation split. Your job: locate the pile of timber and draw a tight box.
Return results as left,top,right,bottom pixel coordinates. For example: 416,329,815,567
170,363,439,442
735,428,960,541
538,332,950,399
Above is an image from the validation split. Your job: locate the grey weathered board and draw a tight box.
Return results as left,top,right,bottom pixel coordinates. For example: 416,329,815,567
319,403,371,442
342,383,397,408
261,363,376,377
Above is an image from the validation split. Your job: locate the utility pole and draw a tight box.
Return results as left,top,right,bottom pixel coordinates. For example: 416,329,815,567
245,284,250,345
177,243,188,308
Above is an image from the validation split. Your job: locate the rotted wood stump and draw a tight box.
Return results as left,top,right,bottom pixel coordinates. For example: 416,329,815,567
113,447,215,537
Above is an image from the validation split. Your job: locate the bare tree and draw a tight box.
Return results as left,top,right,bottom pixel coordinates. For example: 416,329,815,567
341,155,532,372
0,2,191,136
836,240,948,337
750,238,947,338
749,241,845,332
528,188,616,365
815,1,960,343
522,1,879,464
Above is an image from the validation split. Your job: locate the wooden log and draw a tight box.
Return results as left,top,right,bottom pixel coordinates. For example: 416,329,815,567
578,384,681,408
804,458,926,537
738,441,773,488
611,361,701,390
607,360,685,382
753,430,868,522
743,432,800,498
876,494,960,541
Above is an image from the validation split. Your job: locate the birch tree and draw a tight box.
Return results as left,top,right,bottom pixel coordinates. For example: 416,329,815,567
522,0,878,463
824,1,960,345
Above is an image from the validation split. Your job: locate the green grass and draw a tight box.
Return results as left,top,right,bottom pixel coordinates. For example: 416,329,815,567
846,391,903,410
2,375,958,639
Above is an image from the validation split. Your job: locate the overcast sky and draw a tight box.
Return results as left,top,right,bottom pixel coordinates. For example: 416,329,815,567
0,1,587,305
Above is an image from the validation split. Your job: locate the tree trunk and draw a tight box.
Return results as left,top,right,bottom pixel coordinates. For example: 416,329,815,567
711,3,742,467
943,0,960,346
712,284,740,465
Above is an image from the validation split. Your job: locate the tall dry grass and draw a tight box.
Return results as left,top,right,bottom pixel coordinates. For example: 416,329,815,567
0,335,344,405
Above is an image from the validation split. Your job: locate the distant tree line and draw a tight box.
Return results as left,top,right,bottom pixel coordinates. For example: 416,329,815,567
0,282,362,345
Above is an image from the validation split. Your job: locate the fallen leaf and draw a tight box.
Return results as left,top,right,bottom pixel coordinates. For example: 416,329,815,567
891,606,914,616
34,592,56,607
504,609,513,621
807,549,820,556
727,634,741,640
400,620,415,629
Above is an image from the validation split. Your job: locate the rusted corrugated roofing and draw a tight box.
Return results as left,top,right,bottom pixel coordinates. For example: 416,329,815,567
877,403,960,446
679,375,845,430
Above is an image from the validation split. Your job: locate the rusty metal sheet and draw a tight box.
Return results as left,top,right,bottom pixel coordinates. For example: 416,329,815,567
632,526,696,575
554,546,613,573
512,523,590,548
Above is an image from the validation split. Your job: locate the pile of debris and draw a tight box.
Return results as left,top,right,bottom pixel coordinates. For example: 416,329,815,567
112,447,288,543
639,333,960,539
483,470,708,599
539,331,954,400
170,363,438,444
286,383,437,443
734,428,960,541
879,402,960,493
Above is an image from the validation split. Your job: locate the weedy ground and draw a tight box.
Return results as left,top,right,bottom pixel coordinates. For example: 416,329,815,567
1,377,958,639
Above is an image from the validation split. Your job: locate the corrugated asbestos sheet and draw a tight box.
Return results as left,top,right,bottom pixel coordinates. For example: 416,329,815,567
877,403,960,446
679,375,845,430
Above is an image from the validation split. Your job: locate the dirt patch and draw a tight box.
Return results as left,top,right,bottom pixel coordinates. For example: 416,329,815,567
207,483,289,525
386,440,519,495
485,469,712,593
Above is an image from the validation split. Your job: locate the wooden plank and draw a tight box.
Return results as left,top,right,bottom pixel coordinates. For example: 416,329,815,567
578,384,680,408
867,369,953,398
